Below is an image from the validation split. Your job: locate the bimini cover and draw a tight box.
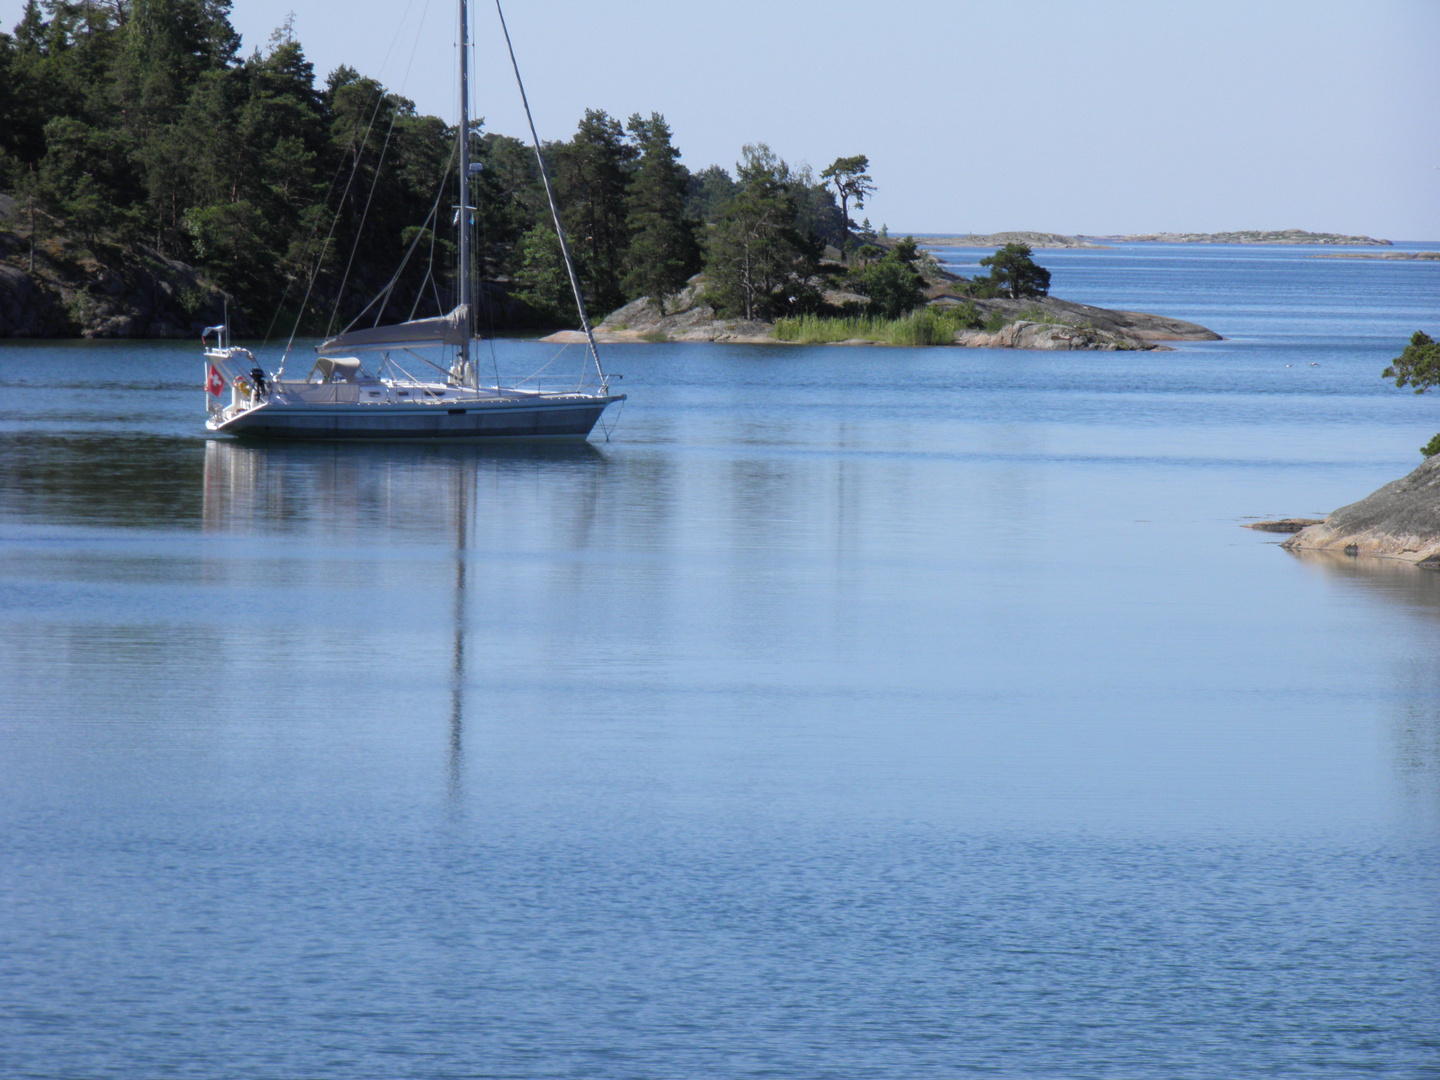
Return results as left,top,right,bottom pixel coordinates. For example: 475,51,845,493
310,357,363,382
317,305,470,355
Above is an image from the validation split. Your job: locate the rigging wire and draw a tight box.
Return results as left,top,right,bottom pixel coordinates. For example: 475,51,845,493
278,88,395,376
276,0,434,373
409,183,447,321
326,105,406,337
261,152,354,352
492,0,606,389
338,141,457,333
333,0,437,333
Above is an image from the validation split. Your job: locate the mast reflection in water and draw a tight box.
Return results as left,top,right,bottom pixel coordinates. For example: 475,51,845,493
200,437,609,808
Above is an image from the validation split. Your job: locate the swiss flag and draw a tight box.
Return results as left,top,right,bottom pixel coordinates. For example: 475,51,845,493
206,364,225,396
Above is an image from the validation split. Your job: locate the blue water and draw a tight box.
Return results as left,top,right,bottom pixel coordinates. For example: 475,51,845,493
1,245,1438,1078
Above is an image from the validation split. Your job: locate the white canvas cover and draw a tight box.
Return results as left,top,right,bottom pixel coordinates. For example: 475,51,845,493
317,306,470,355
310,357,364,382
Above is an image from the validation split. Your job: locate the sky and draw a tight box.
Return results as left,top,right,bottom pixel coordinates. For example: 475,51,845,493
9,0,1440,239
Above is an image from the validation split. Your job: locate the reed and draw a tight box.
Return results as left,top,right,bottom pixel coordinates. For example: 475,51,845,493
774,304,983,346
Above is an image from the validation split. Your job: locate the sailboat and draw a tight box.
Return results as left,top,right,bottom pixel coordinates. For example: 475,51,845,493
202,0,623,441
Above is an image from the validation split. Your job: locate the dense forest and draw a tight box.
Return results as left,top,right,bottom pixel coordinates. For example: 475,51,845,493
0,0,916,337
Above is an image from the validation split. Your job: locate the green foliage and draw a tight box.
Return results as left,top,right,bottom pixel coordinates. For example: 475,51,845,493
515,223,578,325
846,236,924,318
976,243,1051,299
788,164,844,252
1383,331,1440,394
622,112,698,311
964,275,1002,299
0,1,848,334
820,154,875,260
551,108,634,313
0,2,457,327
703,144,822,321
472,131,543,275
774,305,981,346
1421,432,1440,458
35,116,132,243
685,164,735,224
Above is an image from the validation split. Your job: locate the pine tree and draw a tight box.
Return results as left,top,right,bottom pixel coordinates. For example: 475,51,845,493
703,144,816,321
621,112,696,312
820,154,875,261
552,109,634,312
977,243,1051,299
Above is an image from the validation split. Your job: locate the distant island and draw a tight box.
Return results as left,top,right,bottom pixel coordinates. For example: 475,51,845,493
917,232,1110,250
1308,251,1440,261
1098,229,1391,245
921,229,1392,249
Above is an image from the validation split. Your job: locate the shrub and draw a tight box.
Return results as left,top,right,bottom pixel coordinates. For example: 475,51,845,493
1384,330,1440,393
773,304,981,346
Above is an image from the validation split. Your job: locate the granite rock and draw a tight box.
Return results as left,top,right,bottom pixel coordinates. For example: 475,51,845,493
1282,456,1440,568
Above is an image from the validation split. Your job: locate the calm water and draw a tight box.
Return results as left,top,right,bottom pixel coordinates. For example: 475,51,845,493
2,245,1439,1078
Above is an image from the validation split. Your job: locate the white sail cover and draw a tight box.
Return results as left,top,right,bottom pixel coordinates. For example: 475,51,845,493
317,305,470,355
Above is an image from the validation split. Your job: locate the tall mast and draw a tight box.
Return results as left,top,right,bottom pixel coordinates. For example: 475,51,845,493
455,0,472,384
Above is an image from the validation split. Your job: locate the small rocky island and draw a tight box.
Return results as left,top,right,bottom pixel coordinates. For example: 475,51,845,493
1278,456,1440,569
916,232,1111,250
1308,251,1440,261
548,250,1220,351
1104,229,1391,245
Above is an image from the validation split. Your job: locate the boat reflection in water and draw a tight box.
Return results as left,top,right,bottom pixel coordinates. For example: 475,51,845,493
201,435,607,539
201,436,611,799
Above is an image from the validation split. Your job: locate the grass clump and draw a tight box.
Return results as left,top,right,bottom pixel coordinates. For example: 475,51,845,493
774,303,983,346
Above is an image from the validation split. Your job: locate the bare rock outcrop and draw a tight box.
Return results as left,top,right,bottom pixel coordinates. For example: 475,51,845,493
544,281,774,345
952,321,1143,351
917,232,1109,250
1105,229,1391,246
1281,456,1440,568
0,198,231,338
1244,518,1324,533
541,275,1221,351
940,295,1221,348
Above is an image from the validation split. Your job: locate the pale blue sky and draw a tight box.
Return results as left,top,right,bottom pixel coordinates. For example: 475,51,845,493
11,0,1440,238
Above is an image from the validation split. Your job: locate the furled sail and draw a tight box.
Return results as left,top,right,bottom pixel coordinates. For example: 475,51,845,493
316,306,470,355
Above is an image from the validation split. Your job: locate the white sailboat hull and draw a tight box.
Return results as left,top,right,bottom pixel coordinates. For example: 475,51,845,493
208,391,623,441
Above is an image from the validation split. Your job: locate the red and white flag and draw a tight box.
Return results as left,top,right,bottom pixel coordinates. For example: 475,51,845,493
206,364,225,396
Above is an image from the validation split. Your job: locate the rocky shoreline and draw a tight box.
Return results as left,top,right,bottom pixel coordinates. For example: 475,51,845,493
916,232,1109,250
0,195,229,338
1101,229,1391,246
544,279,1220,351
1275,456,1440,569
1308,251,1440,261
